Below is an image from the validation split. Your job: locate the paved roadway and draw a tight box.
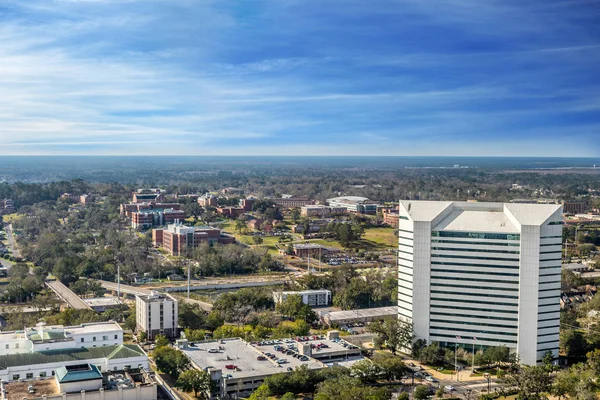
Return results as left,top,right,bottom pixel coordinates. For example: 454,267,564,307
98,280,154,296
45,280,92,310
178,296,213,311
5,224,20,258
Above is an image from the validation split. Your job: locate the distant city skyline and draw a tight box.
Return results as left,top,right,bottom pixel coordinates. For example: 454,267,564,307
1,0,599,156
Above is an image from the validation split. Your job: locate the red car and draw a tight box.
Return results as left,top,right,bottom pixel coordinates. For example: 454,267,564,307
225,365,237,370
257,356,266,361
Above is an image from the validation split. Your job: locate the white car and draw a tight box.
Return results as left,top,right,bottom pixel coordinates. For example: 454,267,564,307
208,348,220,353
445,385,455,392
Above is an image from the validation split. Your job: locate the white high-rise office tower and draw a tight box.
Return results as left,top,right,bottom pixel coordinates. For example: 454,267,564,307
397,201,562,365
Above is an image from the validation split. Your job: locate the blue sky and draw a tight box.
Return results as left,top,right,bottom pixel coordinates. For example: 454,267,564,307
1,0,599,156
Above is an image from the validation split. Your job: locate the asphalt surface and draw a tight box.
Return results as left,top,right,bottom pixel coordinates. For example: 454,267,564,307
45,280,92,310
5,224,20,258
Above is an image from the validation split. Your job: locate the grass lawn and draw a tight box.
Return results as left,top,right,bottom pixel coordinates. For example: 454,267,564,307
1,213,22,223
360,226,396,249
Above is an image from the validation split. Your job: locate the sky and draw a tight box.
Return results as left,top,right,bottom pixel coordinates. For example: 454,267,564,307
1,0,599,156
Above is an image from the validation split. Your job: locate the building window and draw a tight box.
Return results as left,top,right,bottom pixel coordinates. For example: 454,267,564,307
39,372,47,378
51,371,55,376
81,338,85,342
103,335,108,341
114,334,118,340
5,344,8,349
12,375,19,381
93,336,96,341
15,343,19,349
26,373,33,379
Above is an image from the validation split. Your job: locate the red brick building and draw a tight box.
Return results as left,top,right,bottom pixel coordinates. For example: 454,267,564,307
153,224,235,256
272,197,315,208
382,208,400,228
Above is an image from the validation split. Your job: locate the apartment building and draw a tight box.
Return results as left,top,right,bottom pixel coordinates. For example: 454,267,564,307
152,224,235,255
397,200,562,365
135,292,178,340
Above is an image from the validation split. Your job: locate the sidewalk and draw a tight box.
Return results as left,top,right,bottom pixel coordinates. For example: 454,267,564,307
403,357,491,383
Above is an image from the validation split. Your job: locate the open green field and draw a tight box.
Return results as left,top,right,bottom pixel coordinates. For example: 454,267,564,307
360,226,396,249
1,213,22,223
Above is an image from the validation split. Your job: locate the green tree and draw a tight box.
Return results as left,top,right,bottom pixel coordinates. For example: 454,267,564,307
436,387,445,398
276,294,317,322
367,317,413,355
504,365,551,400
350,359,380,384
413,385,430,400
372,352,407,381
314,376,391,400
153,346,189,378
155,334,170,349
176,369,211,398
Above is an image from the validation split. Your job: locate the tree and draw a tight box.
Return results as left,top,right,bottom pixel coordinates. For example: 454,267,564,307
314,376,391,400
560,329,588,361
176,369,211,398
504,365,551,400
153,346,189,378
350,359,380,383
276,294,317,322
553,365,599,400
413,385,430,400
252,236,263,245
436,387,445,398
372,352,407,381
155,334,170,349
586,348,600,375
367,317,413,355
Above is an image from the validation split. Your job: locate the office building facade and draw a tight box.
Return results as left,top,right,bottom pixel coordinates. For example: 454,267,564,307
136,292,178,340
397,201,562,365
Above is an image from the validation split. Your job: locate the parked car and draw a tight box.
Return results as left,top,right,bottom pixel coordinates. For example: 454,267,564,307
225,365,237,370
445,385,455,392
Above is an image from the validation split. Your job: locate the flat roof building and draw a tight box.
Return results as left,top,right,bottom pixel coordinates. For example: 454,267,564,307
301,205,347,218
397,200,562,365
0,322,124,357
273,290,332,307
272,197,315,209
152,224,235,256
136,292,178,340
320,306,397,326
327,196,378,215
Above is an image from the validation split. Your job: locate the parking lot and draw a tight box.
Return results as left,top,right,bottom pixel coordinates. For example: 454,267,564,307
252,335,362,363
183,338,324,381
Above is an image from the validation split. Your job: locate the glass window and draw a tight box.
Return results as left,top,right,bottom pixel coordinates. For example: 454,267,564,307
433,231,520,240
39,372,47,378
26,373,33,379
114,335,118,340
93,337,96,341
5,344,8,349
15,343,19,349
103,336,108,341
81,338,84,342
12,375,19,381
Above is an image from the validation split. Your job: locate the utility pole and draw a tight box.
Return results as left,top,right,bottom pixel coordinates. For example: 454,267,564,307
187,261,191,299
117,263,121,300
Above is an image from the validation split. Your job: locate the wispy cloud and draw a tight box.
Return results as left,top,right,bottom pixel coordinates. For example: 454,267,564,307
0,0,599,156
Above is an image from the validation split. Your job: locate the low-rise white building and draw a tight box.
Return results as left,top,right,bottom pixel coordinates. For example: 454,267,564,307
0,322,123,357
273,290,332,307
136,292,178,340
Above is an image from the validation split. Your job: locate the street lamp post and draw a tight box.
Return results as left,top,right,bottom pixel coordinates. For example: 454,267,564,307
484,373,491,393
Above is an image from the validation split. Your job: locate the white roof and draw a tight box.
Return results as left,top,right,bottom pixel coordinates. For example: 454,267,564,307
327,196,370,204
434,209,518,233
399,201,562,228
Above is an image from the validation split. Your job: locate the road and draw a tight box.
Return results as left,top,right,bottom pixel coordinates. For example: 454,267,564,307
177,296,213,311
5,224,20,258
98,280,154,296
45,280,92,310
